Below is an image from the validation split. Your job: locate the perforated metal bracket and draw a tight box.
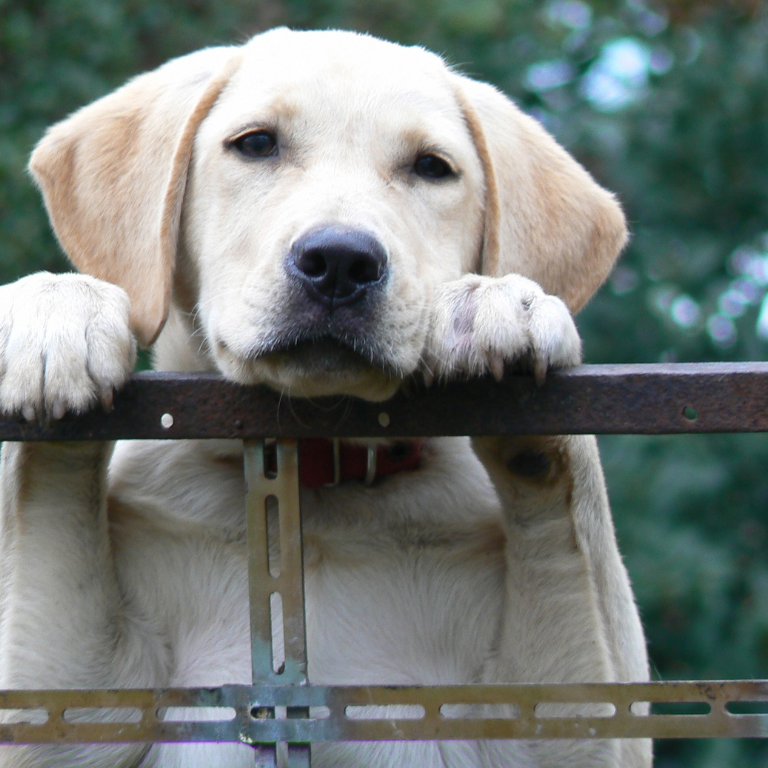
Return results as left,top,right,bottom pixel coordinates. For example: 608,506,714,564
244,439,310,767
2,681,768,744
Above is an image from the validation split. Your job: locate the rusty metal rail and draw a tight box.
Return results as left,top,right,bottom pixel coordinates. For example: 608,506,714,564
1,362,768,764
0,362,767,441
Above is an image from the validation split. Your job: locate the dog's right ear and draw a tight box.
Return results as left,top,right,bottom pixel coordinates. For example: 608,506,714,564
451,74,627,314
29,46,243,347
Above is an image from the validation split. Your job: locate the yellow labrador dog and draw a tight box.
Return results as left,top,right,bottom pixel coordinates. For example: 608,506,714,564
0,28,650,768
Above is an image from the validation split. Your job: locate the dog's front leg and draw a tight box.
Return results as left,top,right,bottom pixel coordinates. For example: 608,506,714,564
0,441,170,690
471,434,650,767
0,273,164,767
424,274,651,767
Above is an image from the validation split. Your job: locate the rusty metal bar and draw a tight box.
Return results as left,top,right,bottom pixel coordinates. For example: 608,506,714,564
1,681,768,743
2,362,768,441
244,441,308,686
244,440,311,766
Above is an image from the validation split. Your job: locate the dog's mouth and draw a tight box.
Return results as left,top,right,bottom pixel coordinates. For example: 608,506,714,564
213,320,410,400
251,333,402,378
234,334,402,401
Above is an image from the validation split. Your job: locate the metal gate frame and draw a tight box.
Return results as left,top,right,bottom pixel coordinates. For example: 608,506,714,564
2,362,768,764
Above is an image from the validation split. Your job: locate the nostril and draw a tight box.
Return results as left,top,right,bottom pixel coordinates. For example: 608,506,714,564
290,227,388,305
297,249,328,279
348,255,383,285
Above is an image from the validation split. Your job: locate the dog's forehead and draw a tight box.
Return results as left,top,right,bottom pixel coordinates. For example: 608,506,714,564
217,29,461,132
241,28,448,84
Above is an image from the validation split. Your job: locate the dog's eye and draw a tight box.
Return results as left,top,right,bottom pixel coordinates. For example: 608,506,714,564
232,130,278,158
413,154,454,180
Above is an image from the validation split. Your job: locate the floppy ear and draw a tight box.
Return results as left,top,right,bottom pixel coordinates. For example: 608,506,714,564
452,75,628,313
28,46,243,346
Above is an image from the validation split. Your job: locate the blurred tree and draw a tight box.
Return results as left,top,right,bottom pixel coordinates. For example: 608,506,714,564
0,0,284,280
2,1,768,765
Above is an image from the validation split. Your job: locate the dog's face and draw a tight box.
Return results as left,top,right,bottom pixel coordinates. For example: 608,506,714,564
29,28,627,402
184,31,485,399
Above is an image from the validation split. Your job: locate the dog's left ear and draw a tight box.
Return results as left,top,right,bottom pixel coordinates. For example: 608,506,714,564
452,75,627,313
29,47,243,347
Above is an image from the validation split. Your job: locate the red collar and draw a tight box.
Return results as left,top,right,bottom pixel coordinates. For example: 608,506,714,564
298,438,424,488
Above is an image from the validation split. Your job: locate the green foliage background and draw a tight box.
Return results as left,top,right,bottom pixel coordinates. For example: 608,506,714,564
2,1,768,764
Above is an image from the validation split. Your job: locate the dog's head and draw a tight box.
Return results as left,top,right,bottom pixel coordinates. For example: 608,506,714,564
30,28,626,401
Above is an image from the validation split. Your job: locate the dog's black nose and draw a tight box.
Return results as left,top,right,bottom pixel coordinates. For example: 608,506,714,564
291,228,387,306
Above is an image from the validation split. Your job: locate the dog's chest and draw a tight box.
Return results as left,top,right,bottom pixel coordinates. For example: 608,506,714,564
303,519,506,685
157,518,505,688
109,439,506,688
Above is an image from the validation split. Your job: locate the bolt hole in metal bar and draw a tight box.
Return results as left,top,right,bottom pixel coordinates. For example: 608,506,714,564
440,703,521,719
682,405,698,421
3,365,768,751
345,705,426,720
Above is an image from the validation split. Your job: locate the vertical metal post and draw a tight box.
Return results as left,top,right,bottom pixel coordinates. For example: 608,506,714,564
244,440,311,768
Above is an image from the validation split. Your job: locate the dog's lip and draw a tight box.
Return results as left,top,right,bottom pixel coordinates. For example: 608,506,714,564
250,334,400,376
254,334,362,359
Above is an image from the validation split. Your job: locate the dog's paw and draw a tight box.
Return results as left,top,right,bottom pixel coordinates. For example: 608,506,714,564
0,273,136,420
421,274,581,384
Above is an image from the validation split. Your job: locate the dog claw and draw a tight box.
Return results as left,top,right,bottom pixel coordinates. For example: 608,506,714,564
534,358,548,387
422,369,434,388
100,388,114,412
51,400,66,420
21,404,35,422
490,356,505,382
